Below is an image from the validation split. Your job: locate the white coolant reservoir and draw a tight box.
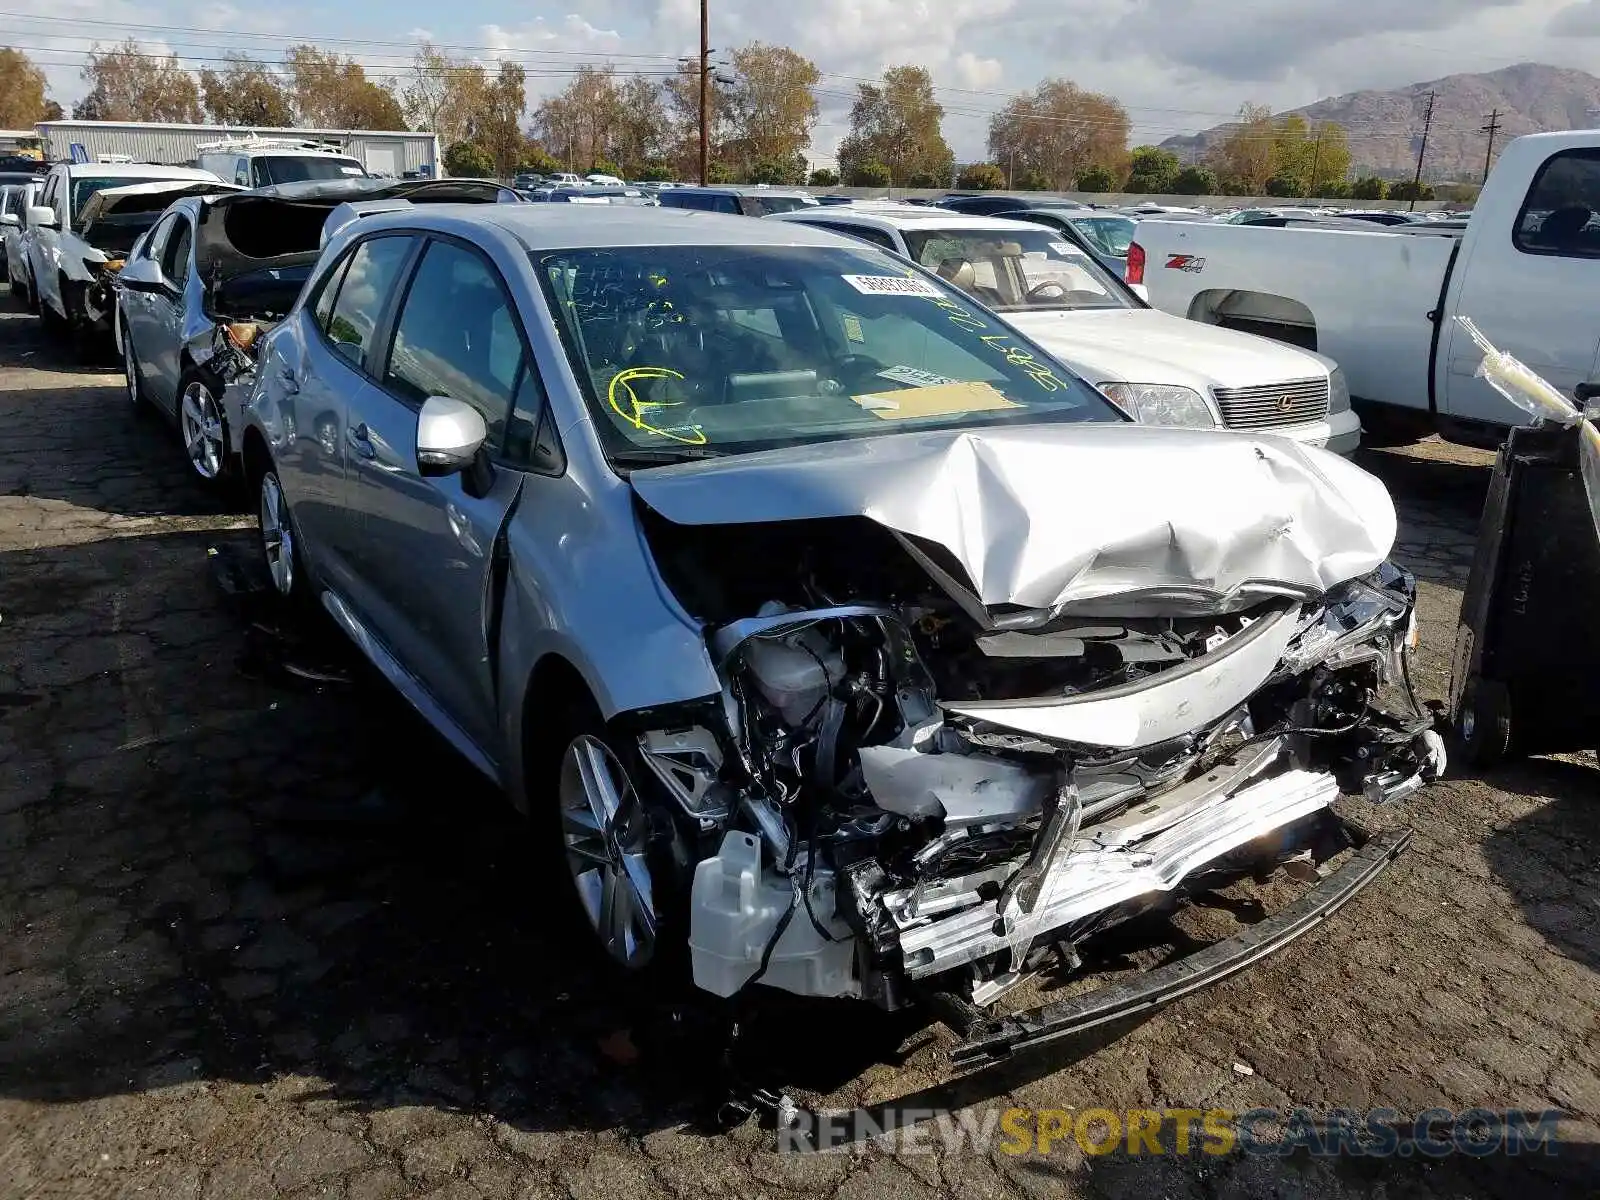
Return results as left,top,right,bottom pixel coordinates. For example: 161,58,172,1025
689,830,859,999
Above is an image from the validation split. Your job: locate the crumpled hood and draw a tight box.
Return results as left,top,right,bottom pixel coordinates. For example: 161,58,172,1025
629,423,1396,618
77,180,242,227
1003,307,1333,390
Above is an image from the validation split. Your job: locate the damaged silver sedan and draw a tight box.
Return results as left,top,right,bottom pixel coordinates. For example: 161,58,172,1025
242,207,1443,1062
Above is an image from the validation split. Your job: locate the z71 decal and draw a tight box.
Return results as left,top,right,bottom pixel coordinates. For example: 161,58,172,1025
1165,254,1207,273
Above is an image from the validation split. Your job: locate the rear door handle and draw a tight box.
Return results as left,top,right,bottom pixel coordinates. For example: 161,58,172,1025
346,423,376,459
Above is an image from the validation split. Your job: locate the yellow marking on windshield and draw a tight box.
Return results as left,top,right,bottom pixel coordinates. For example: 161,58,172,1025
607,367,708,446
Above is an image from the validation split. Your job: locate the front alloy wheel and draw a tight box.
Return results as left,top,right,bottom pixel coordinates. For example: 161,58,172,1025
558,734,658,970
259,470,296,598
180,379,227,480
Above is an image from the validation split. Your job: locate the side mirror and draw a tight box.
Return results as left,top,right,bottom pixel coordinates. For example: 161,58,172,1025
1128,282,1150,303
25,205,57,231
417,395,488,476
0,213,17,228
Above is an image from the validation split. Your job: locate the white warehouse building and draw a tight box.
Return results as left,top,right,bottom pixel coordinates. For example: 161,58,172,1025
35,120,441,178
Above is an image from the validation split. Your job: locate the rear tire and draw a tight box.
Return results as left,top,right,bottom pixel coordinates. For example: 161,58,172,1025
257,467,307,606
1454,675,1514,768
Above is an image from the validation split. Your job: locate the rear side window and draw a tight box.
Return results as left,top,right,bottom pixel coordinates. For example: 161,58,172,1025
381,240,524,445
320,236,413,367
1515,149,1600,258
814,220,898,251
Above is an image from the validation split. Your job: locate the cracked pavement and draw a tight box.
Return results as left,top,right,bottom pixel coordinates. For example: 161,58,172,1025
1,300,1597,1200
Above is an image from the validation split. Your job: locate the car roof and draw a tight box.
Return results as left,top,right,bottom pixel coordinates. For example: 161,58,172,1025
770,207,1052,234
668,185,811,197
344,204,870,251
59,163,221,181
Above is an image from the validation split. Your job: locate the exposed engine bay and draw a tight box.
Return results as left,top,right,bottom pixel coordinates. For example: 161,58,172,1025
626,510,1444,1014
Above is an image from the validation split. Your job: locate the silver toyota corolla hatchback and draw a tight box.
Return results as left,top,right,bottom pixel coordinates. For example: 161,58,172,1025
241,205,1442,1061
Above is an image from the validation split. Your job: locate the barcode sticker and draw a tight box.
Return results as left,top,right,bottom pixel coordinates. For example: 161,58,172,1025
842,274,945,298
878,365,957,388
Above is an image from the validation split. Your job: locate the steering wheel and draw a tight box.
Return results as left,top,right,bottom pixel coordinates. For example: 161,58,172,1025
1025,280,1069,301
825,353,887,392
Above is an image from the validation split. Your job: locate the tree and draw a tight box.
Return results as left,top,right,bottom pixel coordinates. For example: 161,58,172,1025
42,100,62,121
1015,168,1049,191
1267,115,1352,196
845,160,891,187
1075,165,1117,192
517,140,563,175
662,60,735,179
836,66,953,187
1436,181,1481,204
718,43,819,180
748,155,806,185
402,43,488,147
637,162,675,182
1389,180,1435,202
956,162,1005,190
1171,165,1218,195
0,47,51,128
987,79,1129,192
1217,175,1254,196
285,45,406,129
444,140,494,177
809,167,839,187
1126,145,1181,192
77,40,202,123
1351,175,1388,200
472,61,526,179
199,53,294,126
1263,174,1305,197
611,75,670,179
1319,178,1353,199
1206,102,1274,193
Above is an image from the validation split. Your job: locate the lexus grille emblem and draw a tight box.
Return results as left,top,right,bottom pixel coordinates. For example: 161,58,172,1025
1276,394,1294,413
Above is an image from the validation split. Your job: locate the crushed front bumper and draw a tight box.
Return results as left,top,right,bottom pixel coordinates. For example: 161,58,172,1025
934,822,1411,1070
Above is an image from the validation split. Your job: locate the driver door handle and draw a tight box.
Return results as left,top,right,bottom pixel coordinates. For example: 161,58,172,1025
347,423,376,459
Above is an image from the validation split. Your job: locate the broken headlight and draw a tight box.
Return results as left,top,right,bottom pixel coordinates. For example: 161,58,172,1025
1281,563,1414,676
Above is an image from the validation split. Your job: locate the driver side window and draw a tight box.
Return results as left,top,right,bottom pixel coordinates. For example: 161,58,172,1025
159,218,192,286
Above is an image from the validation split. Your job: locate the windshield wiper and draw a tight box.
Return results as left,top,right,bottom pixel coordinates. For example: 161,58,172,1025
609,446,726,467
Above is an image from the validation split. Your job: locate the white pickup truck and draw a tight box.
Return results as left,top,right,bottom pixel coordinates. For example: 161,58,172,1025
1130,130,1600,441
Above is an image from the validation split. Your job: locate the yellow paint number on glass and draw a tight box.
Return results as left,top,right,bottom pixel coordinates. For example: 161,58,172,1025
606,367,708,446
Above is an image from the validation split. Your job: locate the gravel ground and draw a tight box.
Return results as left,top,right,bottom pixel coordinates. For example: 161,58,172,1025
1,300,1597,1200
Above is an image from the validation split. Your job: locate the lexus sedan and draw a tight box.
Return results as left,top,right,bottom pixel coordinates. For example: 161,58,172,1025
241,205,1442,1058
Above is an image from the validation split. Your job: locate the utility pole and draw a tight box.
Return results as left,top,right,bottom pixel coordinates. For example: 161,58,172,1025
1481,108,1502,185
698,0,710,185
1309,124,1325,199
1409,91,1436,212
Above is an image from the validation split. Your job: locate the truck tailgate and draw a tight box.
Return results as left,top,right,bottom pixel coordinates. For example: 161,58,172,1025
1136,221,1460,412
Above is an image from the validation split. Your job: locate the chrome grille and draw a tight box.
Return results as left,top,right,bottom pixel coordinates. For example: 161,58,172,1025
1212,377,1329,430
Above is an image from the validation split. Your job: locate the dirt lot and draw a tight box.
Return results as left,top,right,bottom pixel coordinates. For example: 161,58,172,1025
1,299,1597,1200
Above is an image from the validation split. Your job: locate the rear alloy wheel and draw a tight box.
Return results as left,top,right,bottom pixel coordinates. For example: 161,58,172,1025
558,733,659,971
179,374,228,481
258,469,298,599
1455,675,1514,768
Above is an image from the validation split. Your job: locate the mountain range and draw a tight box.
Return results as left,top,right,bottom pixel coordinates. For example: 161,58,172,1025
1160,63,1600,180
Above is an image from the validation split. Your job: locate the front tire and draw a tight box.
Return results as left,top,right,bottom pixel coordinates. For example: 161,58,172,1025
178,369,232,484
122,318,151,415
534,700,684,982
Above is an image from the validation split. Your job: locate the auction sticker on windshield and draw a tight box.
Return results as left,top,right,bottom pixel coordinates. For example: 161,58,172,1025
842,274,946,297
879,365,957,388
852,380,1020,420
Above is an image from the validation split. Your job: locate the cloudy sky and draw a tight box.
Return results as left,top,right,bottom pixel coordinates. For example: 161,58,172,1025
10,0,1600,161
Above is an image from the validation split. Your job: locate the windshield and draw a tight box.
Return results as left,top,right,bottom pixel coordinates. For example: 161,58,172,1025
535,243,1121,463
743,195,814,215
1068,216,1135,257
901,226,1132,312
255,156,366,185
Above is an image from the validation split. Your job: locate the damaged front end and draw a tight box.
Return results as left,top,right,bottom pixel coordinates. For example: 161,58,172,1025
617,447,1442,1053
